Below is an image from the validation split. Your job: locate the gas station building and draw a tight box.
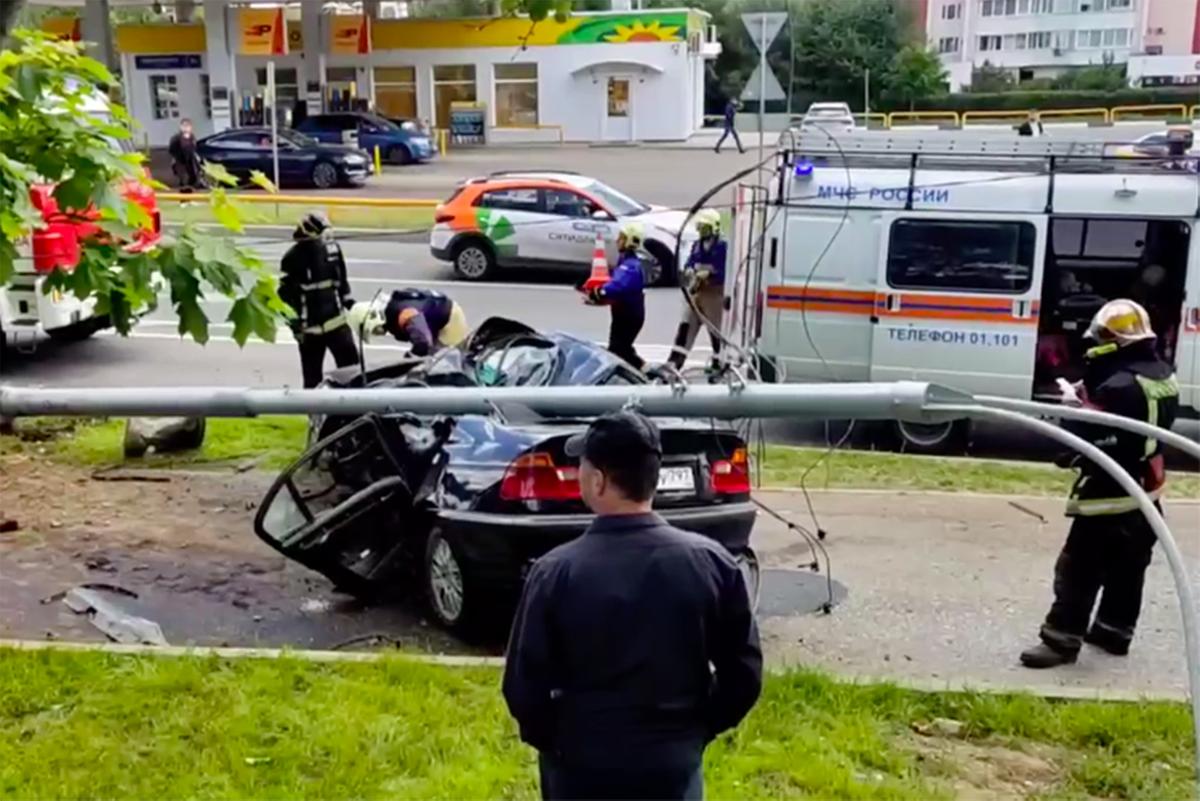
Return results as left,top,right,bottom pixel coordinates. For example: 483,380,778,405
43,1,720,148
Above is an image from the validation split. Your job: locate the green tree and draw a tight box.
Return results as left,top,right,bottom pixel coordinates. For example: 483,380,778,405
0,31,288,345
790,0,908,110
969,61,1014,93
884,44,947,110
1054,61,1128,92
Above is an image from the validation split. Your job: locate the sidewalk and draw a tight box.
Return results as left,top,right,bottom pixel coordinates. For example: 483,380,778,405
753,489,1199,698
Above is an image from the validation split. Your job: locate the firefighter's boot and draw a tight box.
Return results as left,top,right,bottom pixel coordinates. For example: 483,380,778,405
1019,642,1078,669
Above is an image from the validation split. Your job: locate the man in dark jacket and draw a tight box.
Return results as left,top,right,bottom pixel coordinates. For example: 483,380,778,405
168,118,202,192
1021,299,1180,668
279,212,359,388
584,222,646,370
358,287,468,357
714,99,744,154
503,411,763,800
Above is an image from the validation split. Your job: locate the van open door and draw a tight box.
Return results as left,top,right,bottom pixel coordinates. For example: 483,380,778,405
869,213,1046,400
1180,243,1200,413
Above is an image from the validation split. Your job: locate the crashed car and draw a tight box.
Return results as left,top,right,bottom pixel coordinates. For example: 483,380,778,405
254,318,759,636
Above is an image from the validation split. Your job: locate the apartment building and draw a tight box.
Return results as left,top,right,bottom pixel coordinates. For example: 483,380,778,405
925,0,1200,91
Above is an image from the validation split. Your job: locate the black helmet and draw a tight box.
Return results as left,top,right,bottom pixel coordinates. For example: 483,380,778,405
294,211,330,240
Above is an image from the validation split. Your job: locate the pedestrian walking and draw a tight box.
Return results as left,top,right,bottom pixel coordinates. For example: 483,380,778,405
714,98,745,154
1017,111,1044,137
348,287,469,356
503,411,763,800
167,118,203,192
1020,299,1180,669
279,212,360,388
668,208,727,373
582,221,647,370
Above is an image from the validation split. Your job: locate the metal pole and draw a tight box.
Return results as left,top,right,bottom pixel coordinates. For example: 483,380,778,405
0,381,972,423
268,60,280,190
978,395,1200,463
937,403,1200,790
758,13,766,163
864,68,870,123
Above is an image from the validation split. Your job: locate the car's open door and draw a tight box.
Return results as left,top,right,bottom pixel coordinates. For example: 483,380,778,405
255,415,436,594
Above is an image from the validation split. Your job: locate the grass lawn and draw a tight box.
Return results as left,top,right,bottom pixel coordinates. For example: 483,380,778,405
3,416,1198,497
160,199,435,231
0,648,1191,800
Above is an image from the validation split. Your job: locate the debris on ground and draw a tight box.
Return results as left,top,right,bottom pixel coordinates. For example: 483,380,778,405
0,519,18,534
124,416,206,458
913,717,966,738
61,586,168,646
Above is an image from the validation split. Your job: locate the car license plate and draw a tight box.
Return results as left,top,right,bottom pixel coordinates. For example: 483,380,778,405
657,466,694,492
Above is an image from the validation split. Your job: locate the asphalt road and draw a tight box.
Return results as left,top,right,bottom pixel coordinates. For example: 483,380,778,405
1,239,707,388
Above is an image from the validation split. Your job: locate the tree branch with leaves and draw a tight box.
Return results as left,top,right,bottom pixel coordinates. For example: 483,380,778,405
0,30,290,347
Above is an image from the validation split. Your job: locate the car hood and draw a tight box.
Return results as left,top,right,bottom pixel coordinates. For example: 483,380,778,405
638,208,691,241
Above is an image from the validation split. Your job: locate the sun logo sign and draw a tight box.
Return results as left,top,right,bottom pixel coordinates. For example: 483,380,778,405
603,20,682,43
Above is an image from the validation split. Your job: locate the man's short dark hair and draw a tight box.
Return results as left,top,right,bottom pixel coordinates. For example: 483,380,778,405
565,412,662,502
180,118,192,125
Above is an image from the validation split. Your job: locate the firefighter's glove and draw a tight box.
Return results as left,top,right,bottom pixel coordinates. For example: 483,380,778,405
1054,451,1082,470
585,287,604,306
343,295,357,311
1056,377,1082,406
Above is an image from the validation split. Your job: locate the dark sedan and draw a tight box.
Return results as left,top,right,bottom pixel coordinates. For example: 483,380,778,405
196,127,372,189
254,318,759,637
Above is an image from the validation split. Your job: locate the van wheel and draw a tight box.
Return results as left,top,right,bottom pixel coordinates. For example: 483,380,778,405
452,238,496,281
890,419,969,455
388,145,413,165
423,530,484,636
47,316,108,343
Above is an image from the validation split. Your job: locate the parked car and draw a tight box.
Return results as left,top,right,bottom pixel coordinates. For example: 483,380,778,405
1110,128,1198,159
296,112,435,165
196,127,372,189
800,102,856,135
430,171,696,285
254,318,759,637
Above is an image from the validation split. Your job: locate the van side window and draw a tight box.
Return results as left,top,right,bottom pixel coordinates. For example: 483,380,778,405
886,219,1036,293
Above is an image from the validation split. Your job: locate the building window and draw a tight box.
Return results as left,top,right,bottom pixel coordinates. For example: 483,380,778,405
887,219,1036,294
1055,30,1074,49
607,78,630,117
149,74,179,120
938,36,961,53
254,66,299,108
1108,0,1132,8
374,66,417,120
981,0,992,16
979,35,1003,51
200,73,212,119
942,2,961,20
433,64,477,127
494,63,538,127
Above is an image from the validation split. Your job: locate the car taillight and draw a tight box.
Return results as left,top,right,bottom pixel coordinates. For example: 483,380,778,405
434,210,454,224
711,447,750,495
500,452,580,501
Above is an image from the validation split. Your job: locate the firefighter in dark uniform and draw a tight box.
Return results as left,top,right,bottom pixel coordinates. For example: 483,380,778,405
349,287,468,357
584,221,647,370
668,208,727,373
1021,299,1180,669
279,212,359,388
504,411,762,800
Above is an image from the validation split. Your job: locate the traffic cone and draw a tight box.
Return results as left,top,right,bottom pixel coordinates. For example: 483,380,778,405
581,231,610,292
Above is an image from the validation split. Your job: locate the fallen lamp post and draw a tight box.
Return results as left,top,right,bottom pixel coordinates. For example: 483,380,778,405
0,379,1197,790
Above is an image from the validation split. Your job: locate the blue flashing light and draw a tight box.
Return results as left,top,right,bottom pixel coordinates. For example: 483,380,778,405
794,159,814,179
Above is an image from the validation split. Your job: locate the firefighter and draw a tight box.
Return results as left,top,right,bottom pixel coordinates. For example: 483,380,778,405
279,212,360,388
667,208,727,373
1020,299,1180,669
350,288,468,357
585,221,646,370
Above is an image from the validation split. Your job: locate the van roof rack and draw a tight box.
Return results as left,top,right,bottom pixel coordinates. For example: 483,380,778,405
778,131,1194,175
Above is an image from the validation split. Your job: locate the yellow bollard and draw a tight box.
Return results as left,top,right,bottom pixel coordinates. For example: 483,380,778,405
374,145,382,174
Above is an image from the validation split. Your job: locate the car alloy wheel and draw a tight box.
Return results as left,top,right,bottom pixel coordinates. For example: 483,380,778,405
455,245,491,280
312,162,339,189
427,534,465,625
734,549,761,613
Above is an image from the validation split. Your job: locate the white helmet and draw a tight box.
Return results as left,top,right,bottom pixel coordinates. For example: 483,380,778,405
347,299,386,343
1086,298,1155,347
693,208,721,236
618,220,644,248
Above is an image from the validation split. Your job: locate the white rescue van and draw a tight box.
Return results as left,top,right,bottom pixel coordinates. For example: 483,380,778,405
727,134,1200,451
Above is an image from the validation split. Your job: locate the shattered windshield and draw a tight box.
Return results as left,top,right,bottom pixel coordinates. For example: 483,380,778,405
474,340,558,387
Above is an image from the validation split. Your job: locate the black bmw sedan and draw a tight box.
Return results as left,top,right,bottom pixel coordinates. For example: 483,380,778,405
196,127,372,189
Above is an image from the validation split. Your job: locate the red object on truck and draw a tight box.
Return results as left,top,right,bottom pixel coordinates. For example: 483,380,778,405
27,176,161,273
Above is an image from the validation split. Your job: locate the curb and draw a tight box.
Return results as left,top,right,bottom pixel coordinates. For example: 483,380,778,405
0,639,1183,703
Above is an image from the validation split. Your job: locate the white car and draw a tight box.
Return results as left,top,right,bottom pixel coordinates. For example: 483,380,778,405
430,171,695,285
800,102,856,135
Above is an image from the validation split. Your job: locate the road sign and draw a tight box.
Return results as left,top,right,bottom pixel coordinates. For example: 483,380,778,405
740,63,786,102
741,11,787,53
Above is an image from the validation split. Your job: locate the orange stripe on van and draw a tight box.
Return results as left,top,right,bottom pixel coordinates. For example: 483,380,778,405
765,285,1039,325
